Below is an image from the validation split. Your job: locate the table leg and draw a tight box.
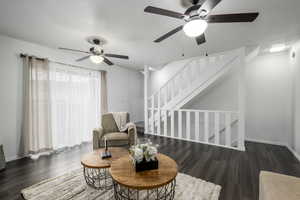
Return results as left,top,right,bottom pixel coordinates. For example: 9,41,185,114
83,167,112,190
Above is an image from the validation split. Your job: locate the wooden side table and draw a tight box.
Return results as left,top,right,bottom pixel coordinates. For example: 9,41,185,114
110,153,178,200
80,147,128,190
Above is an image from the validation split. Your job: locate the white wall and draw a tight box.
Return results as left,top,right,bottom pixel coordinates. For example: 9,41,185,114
183,71,239,111
0,34,143,161
107,67,143,121
292,41,300,155
245,51,294,147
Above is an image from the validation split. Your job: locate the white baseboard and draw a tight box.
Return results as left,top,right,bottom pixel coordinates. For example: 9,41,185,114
245,138,287,146
6,142,93,162
6,155,26,162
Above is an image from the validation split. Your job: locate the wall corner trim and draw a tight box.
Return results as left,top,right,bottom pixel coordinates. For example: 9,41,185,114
286,145,300,163
246,138,300,162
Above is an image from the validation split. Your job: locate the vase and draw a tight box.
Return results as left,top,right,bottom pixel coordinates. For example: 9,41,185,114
132,157,159,172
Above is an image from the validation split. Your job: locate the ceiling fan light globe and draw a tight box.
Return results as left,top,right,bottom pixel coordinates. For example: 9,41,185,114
183,19,208,37
90,55,104,64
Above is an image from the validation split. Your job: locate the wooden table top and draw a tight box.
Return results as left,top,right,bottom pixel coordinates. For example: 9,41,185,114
110,153,178,190
81,147,129,169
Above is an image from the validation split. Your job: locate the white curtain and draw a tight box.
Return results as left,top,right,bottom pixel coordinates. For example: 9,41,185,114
49,63,101,149
22,57,52,155
23,58,101,155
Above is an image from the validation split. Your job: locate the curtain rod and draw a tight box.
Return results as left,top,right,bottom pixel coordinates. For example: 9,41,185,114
20,54,106,73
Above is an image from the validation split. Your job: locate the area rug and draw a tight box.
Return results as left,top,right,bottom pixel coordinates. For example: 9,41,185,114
21,169,221,200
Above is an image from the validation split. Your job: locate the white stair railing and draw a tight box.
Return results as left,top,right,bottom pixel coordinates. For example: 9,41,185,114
149,49,241,114
148,49,241,128
148,108,242,151
144,48,246,151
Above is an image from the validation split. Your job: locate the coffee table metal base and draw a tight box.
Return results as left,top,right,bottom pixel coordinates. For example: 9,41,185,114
113,179,176,200
83,167,112,190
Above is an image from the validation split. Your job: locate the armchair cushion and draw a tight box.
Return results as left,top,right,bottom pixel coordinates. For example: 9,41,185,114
104,132,130,147
102,113,119,133
104,132,129,141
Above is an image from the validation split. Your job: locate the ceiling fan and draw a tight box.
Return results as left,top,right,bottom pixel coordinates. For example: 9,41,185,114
59,38,129,65
144,0,259,45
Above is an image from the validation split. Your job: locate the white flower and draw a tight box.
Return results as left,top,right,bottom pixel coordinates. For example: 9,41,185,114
130,140,158,163
148,146,158,160
148,146,157,156
133,147,143,163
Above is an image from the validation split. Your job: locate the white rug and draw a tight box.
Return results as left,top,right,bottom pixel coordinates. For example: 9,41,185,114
21,169,221,200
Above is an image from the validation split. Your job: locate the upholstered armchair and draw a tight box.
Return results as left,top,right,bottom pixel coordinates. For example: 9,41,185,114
93,112,137,150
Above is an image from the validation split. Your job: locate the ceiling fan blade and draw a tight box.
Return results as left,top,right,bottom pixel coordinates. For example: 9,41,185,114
104,54,129,59
154,25,183,43
144,6,184,19
59,47,90,54
76,55,90,62
206,13,259,23
103,57,114,66
195,34,206,45
199,0,222,15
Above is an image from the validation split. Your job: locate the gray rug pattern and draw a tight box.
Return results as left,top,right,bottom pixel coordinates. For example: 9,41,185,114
21,169,221,200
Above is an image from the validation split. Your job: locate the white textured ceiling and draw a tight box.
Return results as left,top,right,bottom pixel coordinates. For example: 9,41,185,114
0,0,300,70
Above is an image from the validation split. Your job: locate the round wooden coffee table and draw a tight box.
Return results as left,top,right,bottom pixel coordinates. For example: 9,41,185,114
110,153,178,200
81,147,129,190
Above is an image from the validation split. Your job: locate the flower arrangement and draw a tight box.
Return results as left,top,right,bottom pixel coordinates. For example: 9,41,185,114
129,139,159,171
130,140,158,163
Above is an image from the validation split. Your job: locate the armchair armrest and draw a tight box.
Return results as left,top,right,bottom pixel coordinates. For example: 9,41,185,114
126,122,137,146
93,127,104,150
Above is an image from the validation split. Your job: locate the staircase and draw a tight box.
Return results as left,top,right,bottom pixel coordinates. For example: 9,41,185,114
144,48,246,151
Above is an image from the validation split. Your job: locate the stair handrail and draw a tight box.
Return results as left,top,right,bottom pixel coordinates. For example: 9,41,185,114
171,53,239,110
148,48,241,100
148,56,200,100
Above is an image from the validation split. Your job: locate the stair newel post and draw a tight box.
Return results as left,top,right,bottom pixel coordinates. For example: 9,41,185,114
151,95,154,134
195,111,200,141
185,111,191,140
171,110,174,138
225,112,232,147
178,110,182,139
186,111,191,140
164,109,167,137
157,89,161,135
214,112,220,145
204,112,209,143
144,65,149,134
238,48,246,151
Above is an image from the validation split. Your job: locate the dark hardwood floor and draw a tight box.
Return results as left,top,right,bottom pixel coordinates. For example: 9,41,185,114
1,135,300,200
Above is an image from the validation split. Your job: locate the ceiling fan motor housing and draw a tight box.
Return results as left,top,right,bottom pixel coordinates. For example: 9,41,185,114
184,5,207,22
93,39,101,45
90,46,104,55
